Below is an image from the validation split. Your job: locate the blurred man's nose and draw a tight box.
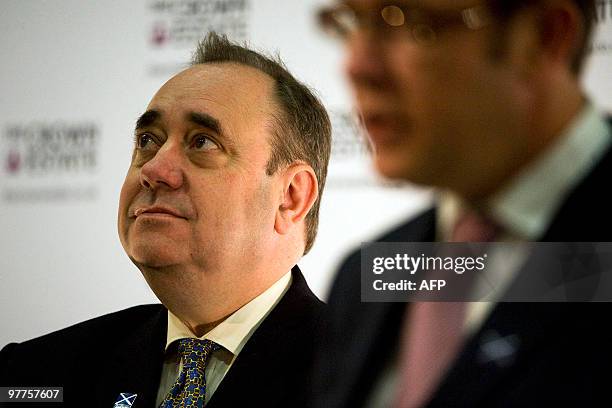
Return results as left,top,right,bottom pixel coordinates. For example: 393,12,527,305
344,31,388,90
140,144,184,191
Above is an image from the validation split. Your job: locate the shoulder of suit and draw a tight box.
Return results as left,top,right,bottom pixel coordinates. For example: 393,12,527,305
326,208,436,303
544,130,612,240
1,304,165,358
276,268,327,329
338,207,436,272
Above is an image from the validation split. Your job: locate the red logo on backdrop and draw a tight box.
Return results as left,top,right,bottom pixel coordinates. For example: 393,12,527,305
6,150,21,174
151,23,169,46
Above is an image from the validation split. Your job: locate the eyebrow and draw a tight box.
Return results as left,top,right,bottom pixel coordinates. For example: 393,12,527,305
135,110,222,135
187,111,222,136
135,110,161,131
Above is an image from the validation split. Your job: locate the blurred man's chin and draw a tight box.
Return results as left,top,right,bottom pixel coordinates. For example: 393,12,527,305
373,152,417,182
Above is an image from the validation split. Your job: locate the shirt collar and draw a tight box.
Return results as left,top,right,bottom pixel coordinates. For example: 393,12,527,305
165,271,292,356
439,104,611,240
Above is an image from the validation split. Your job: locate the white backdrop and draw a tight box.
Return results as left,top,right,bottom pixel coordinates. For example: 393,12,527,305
1,0,611,349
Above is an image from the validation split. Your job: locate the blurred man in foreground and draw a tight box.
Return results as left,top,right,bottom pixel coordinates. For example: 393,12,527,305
314,0,611,406
1,33,331,407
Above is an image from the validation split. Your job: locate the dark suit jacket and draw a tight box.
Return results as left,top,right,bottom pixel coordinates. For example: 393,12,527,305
313,124,612,407
0,266,326,408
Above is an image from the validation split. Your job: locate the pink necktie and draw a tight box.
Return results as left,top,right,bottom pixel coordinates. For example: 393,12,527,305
394,210,498,408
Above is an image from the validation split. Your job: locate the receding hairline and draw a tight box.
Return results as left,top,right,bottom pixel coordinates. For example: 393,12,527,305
151,62,281,126
176,61,283,120
177,61,278,92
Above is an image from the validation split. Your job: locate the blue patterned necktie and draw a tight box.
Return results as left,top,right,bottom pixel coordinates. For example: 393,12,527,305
159,338,219,408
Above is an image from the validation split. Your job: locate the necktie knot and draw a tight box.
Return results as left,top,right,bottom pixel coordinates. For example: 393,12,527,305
178,338,218,370
451,209,499,242
160,338,219,408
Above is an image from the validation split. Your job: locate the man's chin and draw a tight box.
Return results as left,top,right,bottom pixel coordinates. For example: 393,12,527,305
127,247,183,270
373,152,418,182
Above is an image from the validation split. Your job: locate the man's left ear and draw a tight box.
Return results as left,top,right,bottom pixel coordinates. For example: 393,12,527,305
274,163,318,236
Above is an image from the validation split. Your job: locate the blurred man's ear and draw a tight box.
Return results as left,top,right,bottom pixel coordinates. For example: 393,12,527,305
537,0,583,72
496,0,583,78
274,163,318,236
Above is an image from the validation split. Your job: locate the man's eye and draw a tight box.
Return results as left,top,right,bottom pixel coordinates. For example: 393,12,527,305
192,135,219,151
136,133,157,149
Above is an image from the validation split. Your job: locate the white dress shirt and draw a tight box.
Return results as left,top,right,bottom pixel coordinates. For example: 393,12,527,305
155,271,292,406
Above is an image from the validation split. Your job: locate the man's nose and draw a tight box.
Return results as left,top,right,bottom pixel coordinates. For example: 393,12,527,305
140,144,184,191
344,31,388,89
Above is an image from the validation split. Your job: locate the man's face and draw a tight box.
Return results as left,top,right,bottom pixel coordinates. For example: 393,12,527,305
118,64,279,279
344,0,536,195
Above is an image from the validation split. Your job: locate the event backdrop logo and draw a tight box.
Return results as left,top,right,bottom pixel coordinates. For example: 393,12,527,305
330,110,368,160
593,0,612,53
326,109,407,189
4,123,97,175
596,0,611,22
146,0,251,76
2,122,100,202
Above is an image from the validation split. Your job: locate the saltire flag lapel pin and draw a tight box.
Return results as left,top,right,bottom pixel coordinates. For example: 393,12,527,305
113,392,138,408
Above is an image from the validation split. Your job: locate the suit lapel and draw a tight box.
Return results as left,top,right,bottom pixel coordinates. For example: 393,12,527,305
95,306,167,408
207,266,324,407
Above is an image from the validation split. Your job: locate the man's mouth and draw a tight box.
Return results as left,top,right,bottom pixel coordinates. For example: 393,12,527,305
361,112,407,146
133,206,186,219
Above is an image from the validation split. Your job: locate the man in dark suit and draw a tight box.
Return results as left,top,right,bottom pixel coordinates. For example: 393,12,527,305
0,33,330,407
314,0,610,406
